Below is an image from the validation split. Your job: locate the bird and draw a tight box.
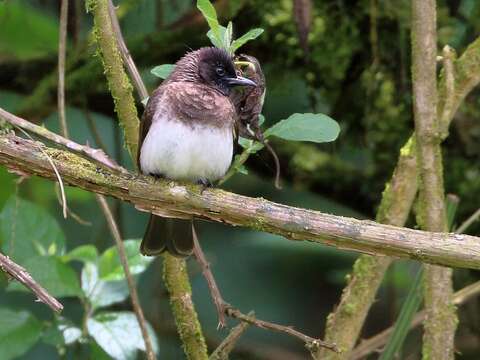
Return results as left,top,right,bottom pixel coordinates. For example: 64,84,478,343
138,47,256,257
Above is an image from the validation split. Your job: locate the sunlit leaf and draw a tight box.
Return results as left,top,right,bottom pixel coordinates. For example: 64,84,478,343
150,64,175,79
64,244,98,264
230,28,264,53
197,0,221,44
98,239,154,281
207,25,228,49
224,21,233,52
88,312,159,360
81,262,130,309
0,309,42,359
264,113,340,143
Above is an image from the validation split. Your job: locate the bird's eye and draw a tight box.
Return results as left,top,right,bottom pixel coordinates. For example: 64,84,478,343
216,66,225,77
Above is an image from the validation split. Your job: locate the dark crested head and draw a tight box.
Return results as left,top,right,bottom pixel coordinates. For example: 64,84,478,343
169,47,255,96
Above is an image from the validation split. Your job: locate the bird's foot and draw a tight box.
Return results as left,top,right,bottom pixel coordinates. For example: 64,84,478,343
197,179,213,194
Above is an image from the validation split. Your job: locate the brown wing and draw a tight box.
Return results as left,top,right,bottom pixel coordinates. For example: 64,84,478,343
137,86,165,170
167,82,235,128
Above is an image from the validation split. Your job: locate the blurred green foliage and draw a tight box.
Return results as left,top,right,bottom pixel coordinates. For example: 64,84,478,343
0,0,479,359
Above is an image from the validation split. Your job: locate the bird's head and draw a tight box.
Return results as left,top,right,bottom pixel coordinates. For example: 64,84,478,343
171,47,256,96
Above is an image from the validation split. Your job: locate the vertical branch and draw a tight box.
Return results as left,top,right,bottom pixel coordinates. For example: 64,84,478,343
107,0,149,101
163,255,209,360
411,1,457,359
58,0,69,138
57,0,68,138
86,0,139,159
97,195,156,360
87,2,208,359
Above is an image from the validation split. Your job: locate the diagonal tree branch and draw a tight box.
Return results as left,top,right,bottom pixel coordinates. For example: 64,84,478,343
1,132,480,270
0,252,63,313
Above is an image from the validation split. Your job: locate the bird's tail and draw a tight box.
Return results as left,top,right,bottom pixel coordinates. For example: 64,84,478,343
140,215,193,257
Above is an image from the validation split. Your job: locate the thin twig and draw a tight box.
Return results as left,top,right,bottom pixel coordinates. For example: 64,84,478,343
192,219,337,354
15,127,67,218
440,45,455,134
96,195,156,360
0,252,63,312
210,312,252,360
192,224,228,328
264,140,281,189
351,280,480,360
224,306,338,353
107,0,149,101
58,0,69,138
83,107,110,155
456,208,480,234
0,108,125,173
54,184,92,226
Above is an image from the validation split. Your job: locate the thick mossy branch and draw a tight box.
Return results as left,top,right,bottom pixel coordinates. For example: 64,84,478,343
87,0,139,159
163,255,208,360
1,134,480,270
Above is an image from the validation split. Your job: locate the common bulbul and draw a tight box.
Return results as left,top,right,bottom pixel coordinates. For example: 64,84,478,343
138,47,256,257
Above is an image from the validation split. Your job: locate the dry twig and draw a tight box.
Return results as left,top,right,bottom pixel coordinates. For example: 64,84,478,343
96,196,156,360
0,108,124,173
58,0,69,138
0,252,63,313
210,314,252,360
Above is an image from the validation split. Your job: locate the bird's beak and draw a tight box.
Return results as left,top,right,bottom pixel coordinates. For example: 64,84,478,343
226,76,256,87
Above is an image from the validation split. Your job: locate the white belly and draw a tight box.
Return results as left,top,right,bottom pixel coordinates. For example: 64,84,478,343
140,118,234,182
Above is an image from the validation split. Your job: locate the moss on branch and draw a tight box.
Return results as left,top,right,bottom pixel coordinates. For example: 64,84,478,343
0,134,480,271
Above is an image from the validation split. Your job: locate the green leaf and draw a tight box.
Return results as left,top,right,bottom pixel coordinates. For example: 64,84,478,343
0,308,42,360
258,114,265,126
99,239,154,281
8,256,81,297
236,164,249,175
64,244,98,264
81,262,130,309
230,28,264,53
0,196,66,263
379,267,424,360
0,2,59,61
264,113,340,143
197,0,221,44
224,22,233,52
238,137,265,153
87,311,159,360
43,318,82,346
207,25,228,49
150,64,175,79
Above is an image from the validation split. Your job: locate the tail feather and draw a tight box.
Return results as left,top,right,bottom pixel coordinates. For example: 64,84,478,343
140,215,193,257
